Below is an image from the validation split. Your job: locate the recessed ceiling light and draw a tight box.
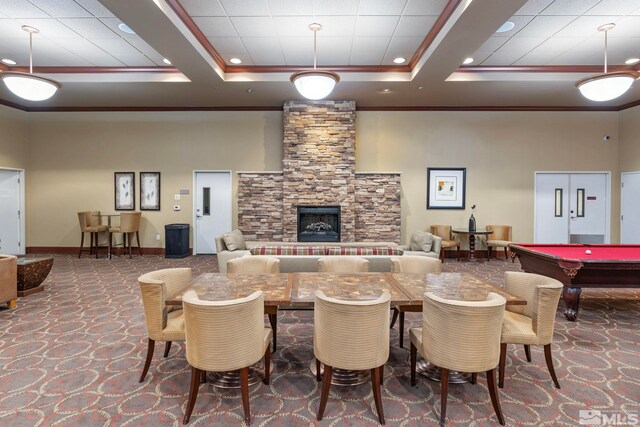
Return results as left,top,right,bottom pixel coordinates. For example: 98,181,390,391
230,58,242,64
463,57,474,65
393,57,406,64
496,21,515,33
118,23,135,34
1,58,16,65
625,57,640,65
162,58,172,65
418,86,423,90
382,88,391,93
246,88,254,94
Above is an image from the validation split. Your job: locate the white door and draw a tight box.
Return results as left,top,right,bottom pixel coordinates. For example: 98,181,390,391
534,172,609,244
0,169,23,254
193,171,232,254
621,172,640,243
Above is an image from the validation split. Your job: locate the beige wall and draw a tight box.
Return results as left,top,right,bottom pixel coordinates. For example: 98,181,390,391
620,105,640,173
0,105,29,169
0,106,629,248
356,111,621,245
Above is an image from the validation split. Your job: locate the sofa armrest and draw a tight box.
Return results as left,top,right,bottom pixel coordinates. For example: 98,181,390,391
216,250,250,273
431,235,442,255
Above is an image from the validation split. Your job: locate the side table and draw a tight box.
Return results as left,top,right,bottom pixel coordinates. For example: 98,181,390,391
17,257,53,297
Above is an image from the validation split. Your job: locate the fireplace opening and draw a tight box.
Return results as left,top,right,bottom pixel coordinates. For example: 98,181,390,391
297,206,341,242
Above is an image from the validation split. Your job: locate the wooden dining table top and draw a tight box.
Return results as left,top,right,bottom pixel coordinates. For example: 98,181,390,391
166,272,526,307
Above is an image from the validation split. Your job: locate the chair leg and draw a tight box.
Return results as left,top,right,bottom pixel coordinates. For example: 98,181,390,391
263,344,270,385
137,231,142,257
390,307,399,329
371,366,385,424
164,341,172,357
487,368,505,425
498,343,507,388
78,232,85,258
380,364,384,388
410,343,417,386
128,232,133,259
316,358,322,382
503,247,508,261
487,246,492,261
439,248,445,263
544,344,561,389
240,367,251,425
456,246,460,261
471,373,477,384
108,232,113,259
200,370,207,383
399,311,405,348
524,345,531,362
183,366,201,425
139,338,155,383
94,232,100,259
268,313,277,352
440,368,449,425
317,365,333,421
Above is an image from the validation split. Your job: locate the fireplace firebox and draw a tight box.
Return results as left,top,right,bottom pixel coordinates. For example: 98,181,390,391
297,206,340,242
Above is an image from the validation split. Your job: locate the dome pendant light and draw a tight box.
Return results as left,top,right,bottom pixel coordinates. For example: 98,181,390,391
0,26,62,102
575,23,639,102
290,23,339,100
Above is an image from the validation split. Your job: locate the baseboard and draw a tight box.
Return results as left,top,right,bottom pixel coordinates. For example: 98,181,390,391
26,246,192,256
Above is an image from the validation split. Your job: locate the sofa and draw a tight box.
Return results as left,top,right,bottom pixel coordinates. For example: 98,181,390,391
215,230,441,273
0,255,18,309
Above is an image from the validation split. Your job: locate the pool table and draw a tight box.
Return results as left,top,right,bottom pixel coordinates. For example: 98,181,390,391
510,244,640,321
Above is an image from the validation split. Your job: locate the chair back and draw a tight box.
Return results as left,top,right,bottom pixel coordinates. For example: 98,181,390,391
430,225,452,240
78,211,101,231
504,272,563,344
318,256,369,273
138,268,192,340
422,292,506,373
486,225,512,241
0,255,17,303
314,290,390,370
183,290,266,372
227,256,280,273
120,212,142,233
391,256,441,274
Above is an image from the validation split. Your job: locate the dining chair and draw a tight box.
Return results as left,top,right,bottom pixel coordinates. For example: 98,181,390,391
317,256,369,272
0,255,17,309
430,225,460,262
109,211,142,259
137,268,191,383
498,272,563,389
227,256,281,351
410,292,506,425
389,256,441,348
486,225,513,261
314,290,390,424
77,211,108,258
182,290,272,425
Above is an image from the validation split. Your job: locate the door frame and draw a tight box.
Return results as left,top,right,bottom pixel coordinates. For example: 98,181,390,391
0,167,26,255
621,171,640,243
192,170,233,255
534,171,611,244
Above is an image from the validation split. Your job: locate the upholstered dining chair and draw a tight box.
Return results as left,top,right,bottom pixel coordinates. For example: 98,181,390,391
109,211,142,259
227,256,280,351
389,256,442,348
499,272,563,389
430,225,460,262
314,290,390,424
182,290,272,425
137,268,191,383
486,225,513,261
410,292,507,425
77,211,108,258
0,255,17,310
317,256,369,272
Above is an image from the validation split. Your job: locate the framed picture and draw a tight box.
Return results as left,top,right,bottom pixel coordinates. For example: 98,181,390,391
114,172,135,211
140,172,161,211
427,167,466,209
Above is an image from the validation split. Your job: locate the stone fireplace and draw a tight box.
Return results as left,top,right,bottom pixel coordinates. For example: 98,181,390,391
297,206,341,242
237,101,400,243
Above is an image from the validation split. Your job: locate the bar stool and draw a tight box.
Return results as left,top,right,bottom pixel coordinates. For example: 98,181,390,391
109,212,142,259
77,211,108,258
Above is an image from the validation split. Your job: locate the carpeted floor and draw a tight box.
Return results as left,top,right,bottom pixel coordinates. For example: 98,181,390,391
0,255,638,426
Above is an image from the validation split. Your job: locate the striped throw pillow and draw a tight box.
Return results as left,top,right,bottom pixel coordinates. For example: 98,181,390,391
250,245,326,256
325,246,404,256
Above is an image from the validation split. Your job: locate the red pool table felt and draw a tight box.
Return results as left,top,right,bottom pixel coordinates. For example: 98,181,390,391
515,244,640,261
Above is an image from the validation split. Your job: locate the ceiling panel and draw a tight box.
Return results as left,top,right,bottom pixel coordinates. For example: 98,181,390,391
230,17,278,38
403,0,448,16
313,16,357,37
554,16,621,37
219,0,270,17
514,16,577,38
354,16,400,37
394,16,438,37
585,0,640,15
220,52,254,66
207,37,246,54
349,36,390,65
242,37,284,65
514,0,554,15
313,0,360,16
273,17,315,37
358,0,408,16
192,17,237,38
512,37,584,64
180,0,226,17
1,0,51,18
74,0,115,18
539,0,601,16
59,18,119,38
491,16,534,37
14,18,79,38
28,0,92,18
316,37,352,65
382,36,423,63
267,0,313,16
279,36,312,64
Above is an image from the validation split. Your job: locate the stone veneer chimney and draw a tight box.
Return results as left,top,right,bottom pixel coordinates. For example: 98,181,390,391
237,101,400,243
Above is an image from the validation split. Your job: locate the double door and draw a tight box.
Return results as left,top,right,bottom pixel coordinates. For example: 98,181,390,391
534,173,609,244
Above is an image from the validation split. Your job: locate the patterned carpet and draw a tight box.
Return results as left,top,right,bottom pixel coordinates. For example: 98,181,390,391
0,255,638,426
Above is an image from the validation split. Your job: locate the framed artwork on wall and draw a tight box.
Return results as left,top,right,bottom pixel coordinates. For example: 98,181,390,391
427,167,466,209
114,172,135,210
140,172,161,211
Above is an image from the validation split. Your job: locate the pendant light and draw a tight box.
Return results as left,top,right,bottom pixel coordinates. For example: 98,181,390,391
0,26,61,101
575,23,639,102
290,23,339,100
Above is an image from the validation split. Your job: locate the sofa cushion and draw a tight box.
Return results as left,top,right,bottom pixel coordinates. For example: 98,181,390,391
325,246,404,256
250,245,326,256
222,229,246,251
410,231,433,253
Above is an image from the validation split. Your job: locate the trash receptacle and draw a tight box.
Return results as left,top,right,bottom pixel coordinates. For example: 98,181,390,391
165,224,189,258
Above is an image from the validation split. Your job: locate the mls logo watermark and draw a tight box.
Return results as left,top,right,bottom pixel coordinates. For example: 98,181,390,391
579,410,639,426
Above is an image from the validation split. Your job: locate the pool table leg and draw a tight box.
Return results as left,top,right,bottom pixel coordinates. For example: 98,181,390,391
563,286,582,321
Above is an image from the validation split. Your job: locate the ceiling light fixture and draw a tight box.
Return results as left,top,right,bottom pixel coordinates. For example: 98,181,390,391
0,26,61,102
496,21,515,33
393,57,406,64
625,57,640,65
118,23,135,34
230,58,242,64
163,58,172,65
463,57,474,65
290,23,339,100
575,23,639,102
1,58,17,65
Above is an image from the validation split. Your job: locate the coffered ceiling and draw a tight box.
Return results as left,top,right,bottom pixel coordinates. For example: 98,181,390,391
0,0,639,111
